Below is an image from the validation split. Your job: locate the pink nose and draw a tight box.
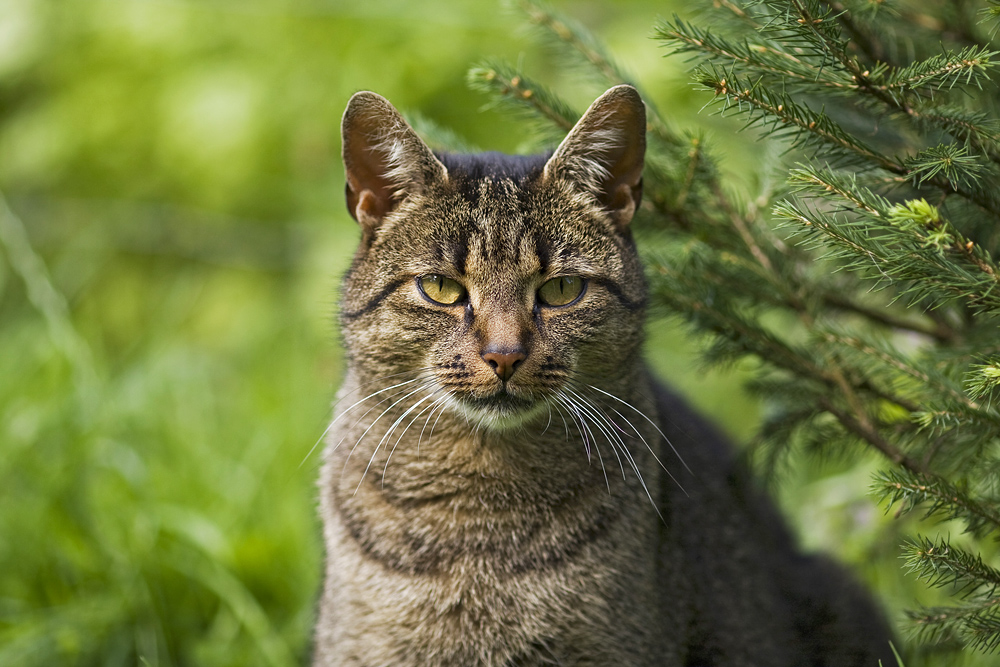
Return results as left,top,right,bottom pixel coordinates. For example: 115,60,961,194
481,349,526,382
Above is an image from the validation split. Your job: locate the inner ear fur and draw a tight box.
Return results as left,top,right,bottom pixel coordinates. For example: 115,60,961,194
341,91,447,237
543,85,646,229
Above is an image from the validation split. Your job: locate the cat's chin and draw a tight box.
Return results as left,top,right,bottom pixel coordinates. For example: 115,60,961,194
449,391,547,431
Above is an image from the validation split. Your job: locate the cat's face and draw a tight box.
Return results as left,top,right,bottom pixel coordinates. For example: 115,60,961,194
339,87,647,430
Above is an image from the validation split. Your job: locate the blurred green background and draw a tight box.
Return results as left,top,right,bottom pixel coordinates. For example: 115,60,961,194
0,0,917,664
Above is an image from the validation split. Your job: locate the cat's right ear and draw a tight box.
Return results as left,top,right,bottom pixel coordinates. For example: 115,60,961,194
341,92,447,238
543,85,646,230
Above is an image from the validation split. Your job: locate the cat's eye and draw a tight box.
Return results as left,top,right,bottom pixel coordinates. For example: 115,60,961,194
537,276,586,307
418,274,466,305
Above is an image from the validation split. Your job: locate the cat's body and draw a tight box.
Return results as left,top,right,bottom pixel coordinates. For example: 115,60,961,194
314,86,892,666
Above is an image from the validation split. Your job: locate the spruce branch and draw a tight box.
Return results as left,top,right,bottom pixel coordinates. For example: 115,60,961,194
712,181,777,274
467,60,577,135
982,1,1000,39
515,0,680,146
673,134,704,210
777,180,1000,314
651,264,826,380
902,536,1000,597
967,360,1000,404
819,396,928,473
646,0,1000,656
819,291,954,342
516,0,621,87
965,606,1000,653
694,66,895,169
786,0,854,66
875,469,1000,537
905,144,987,190
826,0,886,65
912,106,1000,166
656,17,856,92
817,332,981,414
906,600,1000,653
884,45,1000,97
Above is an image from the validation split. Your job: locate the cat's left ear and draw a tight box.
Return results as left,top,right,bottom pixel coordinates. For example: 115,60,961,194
543,85,646,229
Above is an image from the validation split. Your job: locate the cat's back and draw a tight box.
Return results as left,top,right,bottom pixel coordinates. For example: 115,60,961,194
650,378,895,665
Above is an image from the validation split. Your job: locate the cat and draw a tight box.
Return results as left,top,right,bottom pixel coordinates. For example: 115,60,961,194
313,85,894,666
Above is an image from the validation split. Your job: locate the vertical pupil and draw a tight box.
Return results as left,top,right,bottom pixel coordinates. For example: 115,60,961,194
437,276,443,292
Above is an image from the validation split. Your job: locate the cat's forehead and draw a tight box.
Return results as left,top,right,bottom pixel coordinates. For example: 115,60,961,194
400,174,612,277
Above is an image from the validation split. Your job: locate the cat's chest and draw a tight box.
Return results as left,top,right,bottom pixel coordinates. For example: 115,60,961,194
322,496,667,667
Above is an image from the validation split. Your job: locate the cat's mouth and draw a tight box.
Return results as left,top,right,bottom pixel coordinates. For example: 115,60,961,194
451,388,544,429
462,391,535,413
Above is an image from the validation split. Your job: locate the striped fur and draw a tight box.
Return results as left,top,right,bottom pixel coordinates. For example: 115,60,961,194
314,86,893,666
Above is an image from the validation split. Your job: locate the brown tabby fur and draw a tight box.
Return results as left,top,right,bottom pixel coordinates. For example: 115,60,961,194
314,86,893,666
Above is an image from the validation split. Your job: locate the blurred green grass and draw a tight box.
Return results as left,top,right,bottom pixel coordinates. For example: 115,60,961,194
0,0,942,664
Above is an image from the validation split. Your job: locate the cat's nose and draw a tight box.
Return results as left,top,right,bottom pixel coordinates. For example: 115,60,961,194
481,347,527,382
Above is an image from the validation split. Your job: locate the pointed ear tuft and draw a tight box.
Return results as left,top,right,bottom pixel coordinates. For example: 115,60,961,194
341,92,447,236
543,85,646,229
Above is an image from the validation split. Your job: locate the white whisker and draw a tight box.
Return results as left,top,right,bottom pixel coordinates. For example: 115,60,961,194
307,373,432,465
556,391,610,492
378,391,442,489
555,393,591,461
564,387,627,481
585,383,691,474
539,403,554,437
566,387,665,520
417,396,450,457
344,381,437,486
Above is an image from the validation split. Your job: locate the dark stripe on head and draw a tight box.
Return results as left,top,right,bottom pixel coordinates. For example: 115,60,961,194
451,233,469,275
341,278,408,321
534,233,550,274
593,278,646,312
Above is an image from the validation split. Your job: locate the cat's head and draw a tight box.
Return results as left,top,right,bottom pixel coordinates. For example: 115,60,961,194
339,86,647,430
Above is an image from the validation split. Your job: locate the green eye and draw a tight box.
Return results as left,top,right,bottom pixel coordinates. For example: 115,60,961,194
418,274,466,305
538,276,586,307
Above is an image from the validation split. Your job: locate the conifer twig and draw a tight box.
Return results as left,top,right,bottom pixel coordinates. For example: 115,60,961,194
519,0,678,144
819,292,955,342
820,398,929,475
468,62,576,132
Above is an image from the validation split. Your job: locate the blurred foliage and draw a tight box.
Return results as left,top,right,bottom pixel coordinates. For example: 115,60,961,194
0,0,932,664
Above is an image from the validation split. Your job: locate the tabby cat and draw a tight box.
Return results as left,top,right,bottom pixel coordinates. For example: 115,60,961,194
314,85,893,666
